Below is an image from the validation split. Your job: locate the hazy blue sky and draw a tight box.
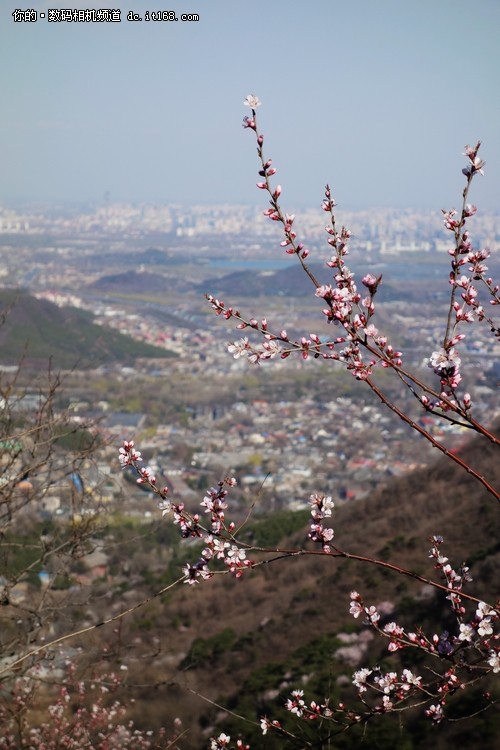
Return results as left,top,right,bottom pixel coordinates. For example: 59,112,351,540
2,0,499,210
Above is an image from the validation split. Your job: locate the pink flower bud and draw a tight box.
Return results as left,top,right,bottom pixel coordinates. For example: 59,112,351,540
242,116,256,130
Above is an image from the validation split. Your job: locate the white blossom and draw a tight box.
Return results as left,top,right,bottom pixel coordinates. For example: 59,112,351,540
352,667,372,692
243,94,261,109
228,337,249,359
478,618,493,636
488,650,500,673
458,623,475,642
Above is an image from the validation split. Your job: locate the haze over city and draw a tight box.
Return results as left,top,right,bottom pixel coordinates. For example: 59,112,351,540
2,0,500,210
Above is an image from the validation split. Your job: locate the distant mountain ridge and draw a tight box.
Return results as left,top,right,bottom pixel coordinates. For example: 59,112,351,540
0,288,172,369
87,258,452,303
199,261,447,302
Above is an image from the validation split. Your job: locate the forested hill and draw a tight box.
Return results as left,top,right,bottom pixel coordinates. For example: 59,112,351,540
0,288,172,369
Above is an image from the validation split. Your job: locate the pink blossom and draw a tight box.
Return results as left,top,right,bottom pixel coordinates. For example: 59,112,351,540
381,695,393,711
309,493,334,519
426,703,444,723
136,466,155,484
242,116,256,130
210,733,231,749
285,689,305,717
349,600,364,619
374,671,398,694
118,441,142,468
361,273,382,295
402,669,422,688
364,323,379,338
365,605,380,624
428,347,461,375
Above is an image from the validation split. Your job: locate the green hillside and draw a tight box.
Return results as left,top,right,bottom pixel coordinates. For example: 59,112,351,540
0,288,173,369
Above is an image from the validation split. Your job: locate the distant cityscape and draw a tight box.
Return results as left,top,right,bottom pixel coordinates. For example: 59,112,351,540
1,201,499,258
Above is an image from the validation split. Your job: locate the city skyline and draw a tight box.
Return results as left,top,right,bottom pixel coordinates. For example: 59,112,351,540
2,0,500,211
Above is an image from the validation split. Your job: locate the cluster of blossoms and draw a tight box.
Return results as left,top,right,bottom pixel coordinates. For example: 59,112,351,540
200,534,252,579
428,346,463,391
119,441,170,504
428,535,472,613
350,638,461,721
183,479,254,582
424,141,500,413
227,333,282,364
458,599,499,643
308,493,335,551
0,665,171,749
347,540,500,724
351,543,499,654
119,442,253,583
352,667,423,711
284,689,336,720
118,440,142,467
425,702,445,724
349,590,381,626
